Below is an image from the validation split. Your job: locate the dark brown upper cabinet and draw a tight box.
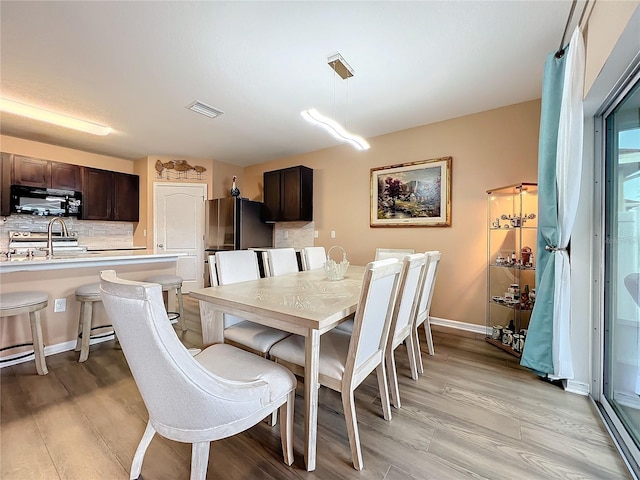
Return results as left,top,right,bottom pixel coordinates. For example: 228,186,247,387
51,162,81,191
113,171,140,222
11,154,81,191
81,167,139,222
263,165,313,222
0,153,11,216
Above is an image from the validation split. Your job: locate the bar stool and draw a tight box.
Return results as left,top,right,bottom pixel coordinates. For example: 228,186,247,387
0,291,49,375
75,283,115,362
143,274,186,332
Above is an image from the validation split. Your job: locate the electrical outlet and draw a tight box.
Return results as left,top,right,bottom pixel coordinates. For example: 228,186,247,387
284,231,289,239
54,298,66,312
314,230,319,238
330,230,336,239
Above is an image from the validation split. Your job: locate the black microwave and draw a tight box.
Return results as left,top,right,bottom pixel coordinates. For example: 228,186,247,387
10,185,82,217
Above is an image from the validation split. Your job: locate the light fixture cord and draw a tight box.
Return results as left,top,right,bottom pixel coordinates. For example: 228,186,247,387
333,61,337,120
345,76,349,129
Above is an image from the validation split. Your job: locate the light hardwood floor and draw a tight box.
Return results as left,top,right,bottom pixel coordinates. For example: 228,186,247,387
1,294,631,479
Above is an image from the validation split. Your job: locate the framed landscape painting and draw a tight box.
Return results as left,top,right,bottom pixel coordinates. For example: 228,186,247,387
370,156,452,227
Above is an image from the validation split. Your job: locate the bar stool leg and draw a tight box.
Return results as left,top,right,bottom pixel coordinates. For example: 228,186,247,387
176,286,186,332
29,310,48,375
75,304,84,352
79,301,93,363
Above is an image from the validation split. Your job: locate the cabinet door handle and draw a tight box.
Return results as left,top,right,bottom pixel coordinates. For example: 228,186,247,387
157,244,164,248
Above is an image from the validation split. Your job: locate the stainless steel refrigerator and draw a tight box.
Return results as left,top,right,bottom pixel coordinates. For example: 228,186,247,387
204,197,273,285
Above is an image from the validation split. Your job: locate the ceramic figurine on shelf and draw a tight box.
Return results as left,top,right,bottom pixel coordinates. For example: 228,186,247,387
230,175,240,197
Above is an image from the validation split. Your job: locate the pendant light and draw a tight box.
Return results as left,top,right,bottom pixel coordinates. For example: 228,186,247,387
301,53,370,151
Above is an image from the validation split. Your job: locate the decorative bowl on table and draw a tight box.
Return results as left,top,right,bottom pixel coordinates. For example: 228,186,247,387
324,246,349,281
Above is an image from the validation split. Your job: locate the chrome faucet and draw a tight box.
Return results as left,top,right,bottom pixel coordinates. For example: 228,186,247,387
46,217,69,257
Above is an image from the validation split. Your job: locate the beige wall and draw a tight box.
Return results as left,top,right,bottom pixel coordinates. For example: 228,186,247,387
583,0,639,95
244,100,541,327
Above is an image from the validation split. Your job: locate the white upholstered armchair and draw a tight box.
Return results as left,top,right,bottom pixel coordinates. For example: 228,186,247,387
99,270,296,480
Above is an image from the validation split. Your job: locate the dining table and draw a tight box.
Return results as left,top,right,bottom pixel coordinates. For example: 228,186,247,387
190,265,365,471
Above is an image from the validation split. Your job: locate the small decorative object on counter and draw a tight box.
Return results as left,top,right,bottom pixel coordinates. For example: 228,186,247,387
496,254,505,265
230,175,240,197
492,217,501,228
324,246,349,281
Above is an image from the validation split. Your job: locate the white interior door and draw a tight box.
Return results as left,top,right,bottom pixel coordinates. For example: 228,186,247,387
154,183,206,292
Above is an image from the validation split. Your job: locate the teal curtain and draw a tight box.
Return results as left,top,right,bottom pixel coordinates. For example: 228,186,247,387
520,51,567,375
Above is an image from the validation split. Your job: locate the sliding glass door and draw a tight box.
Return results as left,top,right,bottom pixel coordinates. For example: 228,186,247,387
600,71,640,475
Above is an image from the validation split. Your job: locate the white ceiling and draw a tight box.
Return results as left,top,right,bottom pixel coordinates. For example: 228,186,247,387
0,1,575,167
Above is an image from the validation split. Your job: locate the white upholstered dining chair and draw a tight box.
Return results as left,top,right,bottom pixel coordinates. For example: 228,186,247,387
413,251,442,373
210,251,291,357
375,248,416,261
269,258,402,470
301,246,326,271
385,253,428,409
262,248,299,277
99,270,296,480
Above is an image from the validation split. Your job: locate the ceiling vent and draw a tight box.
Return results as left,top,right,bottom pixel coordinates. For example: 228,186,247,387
186,101,224,118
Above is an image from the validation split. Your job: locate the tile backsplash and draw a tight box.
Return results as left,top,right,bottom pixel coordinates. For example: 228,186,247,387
274,221,314,249
1,216,315,253
0,215,133,251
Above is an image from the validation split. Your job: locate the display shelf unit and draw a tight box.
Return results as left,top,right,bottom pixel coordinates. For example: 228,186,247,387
486,182,538,358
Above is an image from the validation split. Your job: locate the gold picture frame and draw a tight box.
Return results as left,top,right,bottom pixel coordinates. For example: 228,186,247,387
370,156,452,227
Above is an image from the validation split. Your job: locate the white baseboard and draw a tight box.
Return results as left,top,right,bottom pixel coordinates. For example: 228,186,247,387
429,316,487,335
0,334,115,369
430,316,591,397
565,380,590,396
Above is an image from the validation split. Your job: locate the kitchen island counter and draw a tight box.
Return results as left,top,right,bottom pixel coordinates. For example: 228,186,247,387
1,250,185,366
0,250,184,273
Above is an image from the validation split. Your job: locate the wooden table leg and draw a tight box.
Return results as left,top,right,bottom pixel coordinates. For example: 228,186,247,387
198,301,225,346
304,330,320,471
